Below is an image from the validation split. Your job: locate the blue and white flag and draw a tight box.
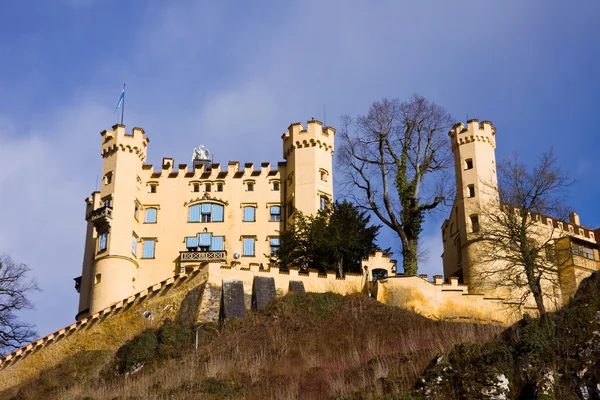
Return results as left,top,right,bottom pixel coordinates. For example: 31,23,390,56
115,89,124,112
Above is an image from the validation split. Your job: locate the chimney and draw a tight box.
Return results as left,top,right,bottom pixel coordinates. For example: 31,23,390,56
569,212,580,226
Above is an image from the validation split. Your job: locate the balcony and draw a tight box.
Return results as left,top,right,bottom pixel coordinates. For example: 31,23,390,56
571,254,600,272
87,206,113,226
180,250,227,263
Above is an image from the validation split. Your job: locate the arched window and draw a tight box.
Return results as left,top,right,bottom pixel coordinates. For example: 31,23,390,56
188,203,225,222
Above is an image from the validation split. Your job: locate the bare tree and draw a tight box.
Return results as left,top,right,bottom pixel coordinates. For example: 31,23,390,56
0,254,39,354
338,95,454,275
473,151,574,315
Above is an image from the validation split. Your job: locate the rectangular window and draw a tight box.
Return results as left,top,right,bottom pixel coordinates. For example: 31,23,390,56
217,183,223,192
205,183,211,192
134,202,140,220
270,237,280,256
270,206,281,222
572,243,583,257
584,247,595,260
185,236,198,250
199,233,212,250
320,196,329,211
273,182,280,191
103,198,112,208
201,204,212,223
468,185,475,198
189,204,201,222
145,208,157,223
470,215,480,233
243,238,255,256
465,159,473,170
247,183,254,192
150,185,157,193
132,235,137,256
143,239,155,258
99,231,108,252
210,236,225,251
193,184,200,192
243,206,256,222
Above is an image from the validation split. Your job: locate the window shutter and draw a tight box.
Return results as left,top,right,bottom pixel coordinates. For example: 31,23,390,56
270,206,281,215
201,203,212,214
145,208,157,223
189,205,200,222
243,238,254,256
210,236,224,251
212,204,224,222
199,233,212,247
244,206,255,221
143,240,155,258
270,237,280,246
185,236,199,248
132,236,137,254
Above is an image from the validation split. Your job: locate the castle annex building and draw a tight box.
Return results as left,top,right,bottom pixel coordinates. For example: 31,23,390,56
75,120,335,319
441,119,600,311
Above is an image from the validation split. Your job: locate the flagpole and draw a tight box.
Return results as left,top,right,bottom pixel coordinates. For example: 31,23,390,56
120,83,126,126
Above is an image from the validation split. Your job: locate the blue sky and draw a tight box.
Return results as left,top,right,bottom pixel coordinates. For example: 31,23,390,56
0,1,599,338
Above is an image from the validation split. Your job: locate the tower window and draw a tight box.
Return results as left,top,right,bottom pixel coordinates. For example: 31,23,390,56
132,235,138,256
273,181,280,191
94,273,102,285
467,185,475,198
193,183,200,192
103,172,113,185
98,231,108,252
320,195,329,210
150,185,157,193
205,183,211,192
470,215,480,233
145,208,157,223
465,159,473,170
216,183,223,192
247,183,254,191
134,202,140,220
320,169,329,182
142,239,156,259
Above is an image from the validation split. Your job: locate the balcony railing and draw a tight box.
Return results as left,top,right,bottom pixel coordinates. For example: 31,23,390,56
87,206,113,225
180,250,227,263
571,254,600,271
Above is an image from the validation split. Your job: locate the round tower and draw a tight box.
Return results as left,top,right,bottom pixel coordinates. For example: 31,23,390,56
281,120,335,219
87,125,149,313
447,119,499,291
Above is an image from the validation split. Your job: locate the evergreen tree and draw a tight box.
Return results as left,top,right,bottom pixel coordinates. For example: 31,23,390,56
274,201,381,276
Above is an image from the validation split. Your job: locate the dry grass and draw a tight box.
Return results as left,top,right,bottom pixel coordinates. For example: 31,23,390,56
2,292,502,400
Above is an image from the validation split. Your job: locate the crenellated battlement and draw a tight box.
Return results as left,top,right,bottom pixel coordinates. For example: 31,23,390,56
138,159,281,181
282,119,335,160
448,119,497,151
100,124,149,161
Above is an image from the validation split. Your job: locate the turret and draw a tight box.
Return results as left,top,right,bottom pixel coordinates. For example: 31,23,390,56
281,120,335,218
443,119,499,290
85,125,149,315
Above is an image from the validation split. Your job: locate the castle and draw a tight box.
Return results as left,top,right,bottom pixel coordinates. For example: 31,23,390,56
75,120,336,319
4,117,600,385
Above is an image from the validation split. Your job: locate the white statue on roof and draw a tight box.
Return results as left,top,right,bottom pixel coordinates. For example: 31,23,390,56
192,145,210,162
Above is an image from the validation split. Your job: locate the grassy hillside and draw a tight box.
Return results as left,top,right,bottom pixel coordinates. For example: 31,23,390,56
1,293,500,400
418,270,600,399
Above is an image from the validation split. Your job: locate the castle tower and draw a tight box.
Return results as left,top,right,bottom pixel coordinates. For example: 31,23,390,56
83,125,149,315
442,119,499,291
281,120,335,219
